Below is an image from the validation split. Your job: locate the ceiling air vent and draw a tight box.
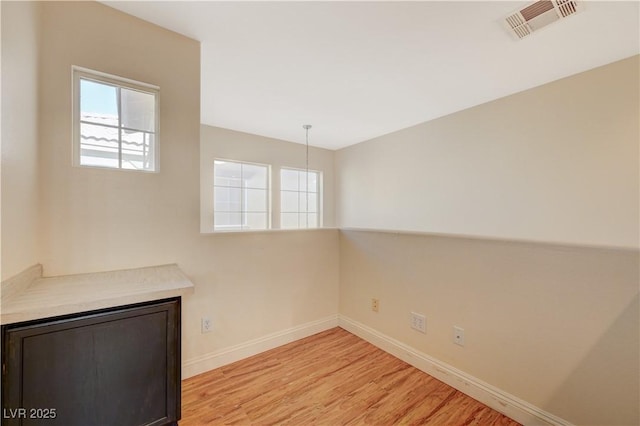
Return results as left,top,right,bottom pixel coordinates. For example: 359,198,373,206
504,0,584,40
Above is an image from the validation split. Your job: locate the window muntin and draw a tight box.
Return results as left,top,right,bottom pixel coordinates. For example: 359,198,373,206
73,67,159,172
280,168,320,229
214,160,269,231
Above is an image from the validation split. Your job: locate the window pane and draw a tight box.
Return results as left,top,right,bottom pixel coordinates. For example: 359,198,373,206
80,123,119,168
121,88,155,132
279,168,321,229
76,70,159,173
245,213,267,230
281,191,299,213
214,187,241,212
121,130,155,171
280,169,298,191
80,79,118,127
243,164,267,189
213,160,271,231
308,172,318,193
298,213,310,228
281,213,298,229
246,188,267,212
299,193,308,213
299,172,307,193
308,193,318,213
215,212,242,230
215,161,242,187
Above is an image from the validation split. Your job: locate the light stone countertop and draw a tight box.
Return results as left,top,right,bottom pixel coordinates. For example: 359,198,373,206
1,264,195,325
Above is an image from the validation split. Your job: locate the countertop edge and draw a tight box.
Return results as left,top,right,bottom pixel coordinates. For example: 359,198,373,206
1,264,196,326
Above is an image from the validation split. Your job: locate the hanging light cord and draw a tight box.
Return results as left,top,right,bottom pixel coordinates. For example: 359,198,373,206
303,124,312,228
304,125,311,177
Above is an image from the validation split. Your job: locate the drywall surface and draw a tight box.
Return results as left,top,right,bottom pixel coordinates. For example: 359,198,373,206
37,0,200,275
33,1,339,370
339,229,639,425
336,56,640,249
201,125,336,231
182,229,339,364
1,1,41,280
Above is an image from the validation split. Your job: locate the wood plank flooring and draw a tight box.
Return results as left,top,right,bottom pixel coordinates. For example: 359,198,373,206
180,327,520,425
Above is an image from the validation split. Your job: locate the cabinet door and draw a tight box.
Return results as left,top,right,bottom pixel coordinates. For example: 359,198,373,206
2,298,180,426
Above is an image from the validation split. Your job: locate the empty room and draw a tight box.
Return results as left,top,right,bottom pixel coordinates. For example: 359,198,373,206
1,1,638,425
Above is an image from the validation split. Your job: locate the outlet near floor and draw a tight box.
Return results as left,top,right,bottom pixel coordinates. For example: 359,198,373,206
410,312,426,333
201,317,212,333
453,326,465,346
371,298,379,312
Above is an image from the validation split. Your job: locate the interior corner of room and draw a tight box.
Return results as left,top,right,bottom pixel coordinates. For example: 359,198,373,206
1,1,638,425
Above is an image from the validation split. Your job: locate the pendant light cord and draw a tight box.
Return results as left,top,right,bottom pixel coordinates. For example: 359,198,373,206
303,124,312,228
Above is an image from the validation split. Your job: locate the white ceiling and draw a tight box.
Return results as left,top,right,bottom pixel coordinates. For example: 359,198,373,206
103,1,639,150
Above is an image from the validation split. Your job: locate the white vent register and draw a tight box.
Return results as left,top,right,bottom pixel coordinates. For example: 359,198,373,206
504,0,583,39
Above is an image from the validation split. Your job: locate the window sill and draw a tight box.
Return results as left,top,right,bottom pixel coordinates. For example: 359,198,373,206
200,227,338,236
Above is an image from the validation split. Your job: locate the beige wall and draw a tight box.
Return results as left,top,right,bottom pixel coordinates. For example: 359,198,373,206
30,1,339,373
335,56,640,424
183,229,339,359
336,56,640,249
1,1,41,280
200,125,336,232
340,230,639,425
37,1,200,275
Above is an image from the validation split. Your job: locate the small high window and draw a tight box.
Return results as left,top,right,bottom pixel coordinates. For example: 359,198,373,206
72,67,159,172
214,160,270,231
280,168,321,229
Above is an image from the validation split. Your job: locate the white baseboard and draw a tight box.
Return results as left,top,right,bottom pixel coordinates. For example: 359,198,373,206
338,316,572,426
182,314,339,379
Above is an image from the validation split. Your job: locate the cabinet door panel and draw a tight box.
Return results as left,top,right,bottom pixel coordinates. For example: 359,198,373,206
2,299,180,426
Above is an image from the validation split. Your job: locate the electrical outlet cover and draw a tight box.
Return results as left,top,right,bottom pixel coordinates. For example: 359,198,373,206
201,317,213,333
453,326,465,346
410,312,426,333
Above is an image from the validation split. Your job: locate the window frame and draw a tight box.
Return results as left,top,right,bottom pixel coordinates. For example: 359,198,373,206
213,159,272,232
279,167,323,230
72,66,160,172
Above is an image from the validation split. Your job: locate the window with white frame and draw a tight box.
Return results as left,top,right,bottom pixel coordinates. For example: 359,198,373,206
73,67,159,172
214,160,269,231
280,168,320,229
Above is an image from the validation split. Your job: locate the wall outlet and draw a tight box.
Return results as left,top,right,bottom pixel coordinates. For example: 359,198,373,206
453,326,465,346
410,312,426,333
371,298,379,312
201,317,213,333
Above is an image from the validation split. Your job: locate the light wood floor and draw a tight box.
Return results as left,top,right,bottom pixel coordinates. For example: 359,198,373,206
181,327,520,425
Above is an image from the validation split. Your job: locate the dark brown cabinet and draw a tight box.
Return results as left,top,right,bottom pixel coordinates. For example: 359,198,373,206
2,298,181,426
